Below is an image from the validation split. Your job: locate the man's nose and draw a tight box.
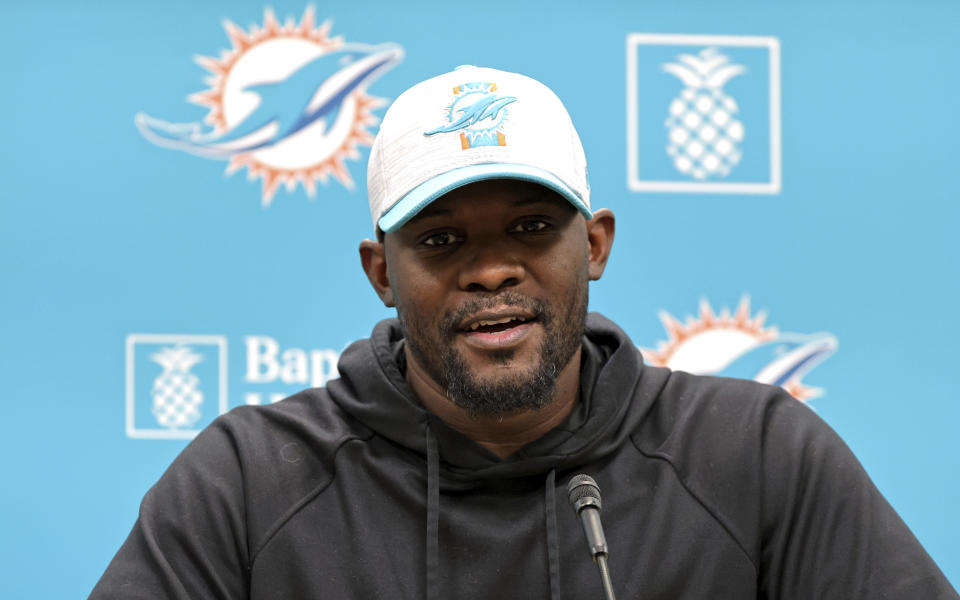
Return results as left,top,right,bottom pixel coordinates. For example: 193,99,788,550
458,245,525,292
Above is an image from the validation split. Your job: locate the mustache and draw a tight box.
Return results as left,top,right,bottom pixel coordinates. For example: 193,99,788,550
440,291,549,334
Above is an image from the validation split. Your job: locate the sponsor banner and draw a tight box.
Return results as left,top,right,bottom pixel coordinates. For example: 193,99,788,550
126,296,836,441
126,333,342,439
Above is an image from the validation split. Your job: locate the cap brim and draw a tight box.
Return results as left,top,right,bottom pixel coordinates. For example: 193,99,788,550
377,163,592,233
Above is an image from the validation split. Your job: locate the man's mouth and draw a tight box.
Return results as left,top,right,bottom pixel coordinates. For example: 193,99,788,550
465,315,533,334
456,310,539,349
443,296,546,352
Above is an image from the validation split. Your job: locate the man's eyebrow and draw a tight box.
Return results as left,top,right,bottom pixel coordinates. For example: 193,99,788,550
511,194,559,207
410,205,454,222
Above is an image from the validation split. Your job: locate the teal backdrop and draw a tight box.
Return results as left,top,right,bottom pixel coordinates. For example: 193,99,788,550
2,0,957,596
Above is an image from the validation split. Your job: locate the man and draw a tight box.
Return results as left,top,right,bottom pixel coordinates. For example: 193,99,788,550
91,66,957,599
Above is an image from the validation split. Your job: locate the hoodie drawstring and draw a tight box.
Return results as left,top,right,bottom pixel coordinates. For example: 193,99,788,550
423,430,561,600
425,426,440,600
545,468,561,600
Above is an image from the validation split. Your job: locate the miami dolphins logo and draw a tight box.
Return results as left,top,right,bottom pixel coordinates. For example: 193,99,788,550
425,82,516,149
135,6,403,205
640,297,838,401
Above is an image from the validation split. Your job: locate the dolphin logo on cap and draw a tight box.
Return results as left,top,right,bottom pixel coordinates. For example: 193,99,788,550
424,94,517,136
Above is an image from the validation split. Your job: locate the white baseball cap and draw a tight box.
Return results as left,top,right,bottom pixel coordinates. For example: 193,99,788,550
367,65,592,234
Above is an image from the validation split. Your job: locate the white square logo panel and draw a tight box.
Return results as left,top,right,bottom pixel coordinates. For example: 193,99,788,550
125,334,228,439
627,34,781,194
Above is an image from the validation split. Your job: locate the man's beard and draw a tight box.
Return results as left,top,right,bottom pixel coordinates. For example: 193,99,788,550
397,285,588,418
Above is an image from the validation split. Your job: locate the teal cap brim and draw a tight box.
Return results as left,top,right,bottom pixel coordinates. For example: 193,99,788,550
377,163,591,233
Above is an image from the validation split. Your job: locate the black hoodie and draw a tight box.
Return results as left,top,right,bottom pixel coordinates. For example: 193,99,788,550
90,314,957,599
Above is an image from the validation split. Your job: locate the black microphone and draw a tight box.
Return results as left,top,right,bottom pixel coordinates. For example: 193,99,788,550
567,474,616,600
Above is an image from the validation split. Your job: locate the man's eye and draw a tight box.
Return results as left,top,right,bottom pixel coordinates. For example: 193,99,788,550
510,220,550,233
421,232,460,247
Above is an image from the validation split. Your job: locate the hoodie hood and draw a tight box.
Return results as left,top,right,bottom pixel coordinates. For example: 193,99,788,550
327,313,669,481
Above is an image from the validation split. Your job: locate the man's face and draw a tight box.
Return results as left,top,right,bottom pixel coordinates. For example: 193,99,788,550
380,180,593,417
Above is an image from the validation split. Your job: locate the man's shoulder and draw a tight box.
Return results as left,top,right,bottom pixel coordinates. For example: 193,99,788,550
209,386,373,462
148,386,372,554
629,371,838,556
643,369,788,430
163,386,373,504
635,369,821,471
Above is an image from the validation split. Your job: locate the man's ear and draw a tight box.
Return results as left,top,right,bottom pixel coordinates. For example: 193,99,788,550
585,208,615,281
359,239,395,307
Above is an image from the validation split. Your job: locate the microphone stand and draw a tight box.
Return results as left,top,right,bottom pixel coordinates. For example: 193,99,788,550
595,554,616,600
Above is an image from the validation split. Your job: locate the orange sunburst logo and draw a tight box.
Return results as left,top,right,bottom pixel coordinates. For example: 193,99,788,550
640,297,837,402
135,6,404,205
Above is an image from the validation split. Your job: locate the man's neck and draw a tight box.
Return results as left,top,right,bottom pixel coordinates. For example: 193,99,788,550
404,349,582,459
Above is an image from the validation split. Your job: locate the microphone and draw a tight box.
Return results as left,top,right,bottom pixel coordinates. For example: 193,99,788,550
567,474,616,600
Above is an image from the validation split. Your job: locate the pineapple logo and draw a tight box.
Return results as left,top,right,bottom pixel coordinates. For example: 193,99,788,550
126,333,227,439
150,345,205,429
662,48,746,180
